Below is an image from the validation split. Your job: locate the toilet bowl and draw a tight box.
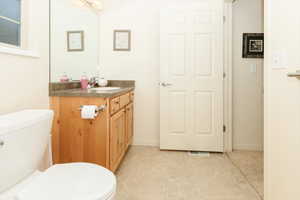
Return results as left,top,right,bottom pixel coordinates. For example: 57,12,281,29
1,163,116,200
0,110,116,200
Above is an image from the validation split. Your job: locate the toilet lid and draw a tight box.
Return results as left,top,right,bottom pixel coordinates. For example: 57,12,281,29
15,163,116,200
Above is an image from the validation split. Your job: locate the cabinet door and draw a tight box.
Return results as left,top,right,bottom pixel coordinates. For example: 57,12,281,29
84,98,109,167
110,109,126,171
126,103,134,149
59,97,87,163
59,97,109,167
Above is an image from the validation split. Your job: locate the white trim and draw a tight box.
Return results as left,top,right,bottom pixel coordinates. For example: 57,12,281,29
264,0,270,199
234,143,263,151
0,45,39,58
223,1,233,152
133,139,159,147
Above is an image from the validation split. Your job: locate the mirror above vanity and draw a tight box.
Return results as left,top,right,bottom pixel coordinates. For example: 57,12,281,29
50,0,100,82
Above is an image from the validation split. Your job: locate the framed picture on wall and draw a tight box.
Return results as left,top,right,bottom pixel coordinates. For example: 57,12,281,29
113,30,131,51
242,33,264,58
67,31,84,52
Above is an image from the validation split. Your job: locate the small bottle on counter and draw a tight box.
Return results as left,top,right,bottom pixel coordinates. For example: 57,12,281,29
98,77,108,87
80,72,89,89
96,66,108,87
60,72,69,82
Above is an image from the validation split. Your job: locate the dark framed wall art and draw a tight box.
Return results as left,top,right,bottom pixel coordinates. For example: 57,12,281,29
242,33,264,58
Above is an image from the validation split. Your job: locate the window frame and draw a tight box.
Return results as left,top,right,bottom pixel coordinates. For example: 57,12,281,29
0,0,23,48
0,0,38,58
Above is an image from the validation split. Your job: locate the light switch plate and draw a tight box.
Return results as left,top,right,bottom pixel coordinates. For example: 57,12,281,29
272,50,288,69
250,64,257,73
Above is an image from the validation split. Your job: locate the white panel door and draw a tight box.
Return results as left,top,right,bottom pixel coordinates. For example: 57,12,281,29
160,0,224,152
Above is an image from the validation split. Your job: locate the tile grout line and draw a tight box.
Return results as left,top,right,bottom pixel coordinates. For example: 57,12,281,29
225,153,263,200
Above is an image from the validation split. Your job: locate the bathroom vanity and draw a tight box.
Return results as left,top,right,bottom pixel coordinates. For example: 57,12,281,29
49,81,135,172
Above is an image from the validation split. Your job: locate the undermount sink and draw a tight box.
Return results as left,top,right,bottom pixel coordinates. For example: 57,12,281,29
89,87,121,91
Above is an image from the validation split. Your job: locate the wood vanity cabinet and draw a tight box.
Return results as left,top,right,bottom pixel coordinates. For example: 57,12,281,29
50,90,134,172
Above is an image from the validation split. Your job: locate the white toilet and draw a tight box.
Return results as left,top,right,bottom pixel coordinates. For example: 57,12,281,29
0,110,116,200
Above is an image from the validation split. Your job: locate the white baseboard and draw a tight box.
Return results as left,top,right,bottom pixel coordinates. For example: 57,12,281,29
133,141,264,151
133,140,159,147
233,143,263,151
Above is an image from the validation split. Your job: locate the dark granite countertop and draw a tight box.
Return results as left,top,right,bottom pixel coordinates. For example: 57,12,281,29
49,80,135,98
50,87,134,98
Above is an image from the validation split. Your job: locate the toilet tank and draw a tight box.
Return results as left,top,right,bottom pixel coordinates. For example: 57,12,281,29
0,110,53,193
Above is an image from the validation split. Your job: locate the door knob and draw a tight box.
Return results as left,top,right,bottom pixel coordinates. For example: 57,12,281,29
0,140,4,148
160,82,173,87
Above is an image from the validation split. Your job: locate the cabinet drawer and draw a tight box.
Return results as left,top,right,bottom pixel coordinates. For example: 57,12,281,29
130,91,134,102
120,93,130,108
110,97,120,114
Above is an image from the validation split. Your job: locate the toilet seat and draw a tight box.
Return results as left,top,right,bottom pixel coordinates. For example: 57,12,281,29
14,163,116,200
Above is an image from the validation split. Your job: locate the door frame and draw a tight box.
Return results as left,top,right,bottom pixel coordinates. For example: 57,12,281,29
223,0,234,152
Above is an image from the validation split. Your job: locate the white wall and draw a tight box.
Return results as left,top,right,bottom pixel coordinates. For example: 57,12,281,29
51,0,99,82
265,0,300,199
99,0,205,146
232,0,264,151
0,0,49,115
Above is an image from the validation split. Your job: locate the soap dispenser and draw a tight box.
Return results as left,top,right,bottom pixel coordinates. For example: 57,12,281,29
98,77,108,87
80,72,89,89
97,67,108,87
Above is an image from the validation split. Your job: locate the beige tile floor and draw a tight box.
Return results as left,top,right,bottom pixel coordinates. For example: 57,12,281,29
115,146,263,200
227,151,264,198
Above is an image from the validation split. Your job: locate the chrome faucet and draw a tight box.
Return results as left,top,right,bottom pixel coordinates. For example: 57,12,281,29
89,77,99,88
